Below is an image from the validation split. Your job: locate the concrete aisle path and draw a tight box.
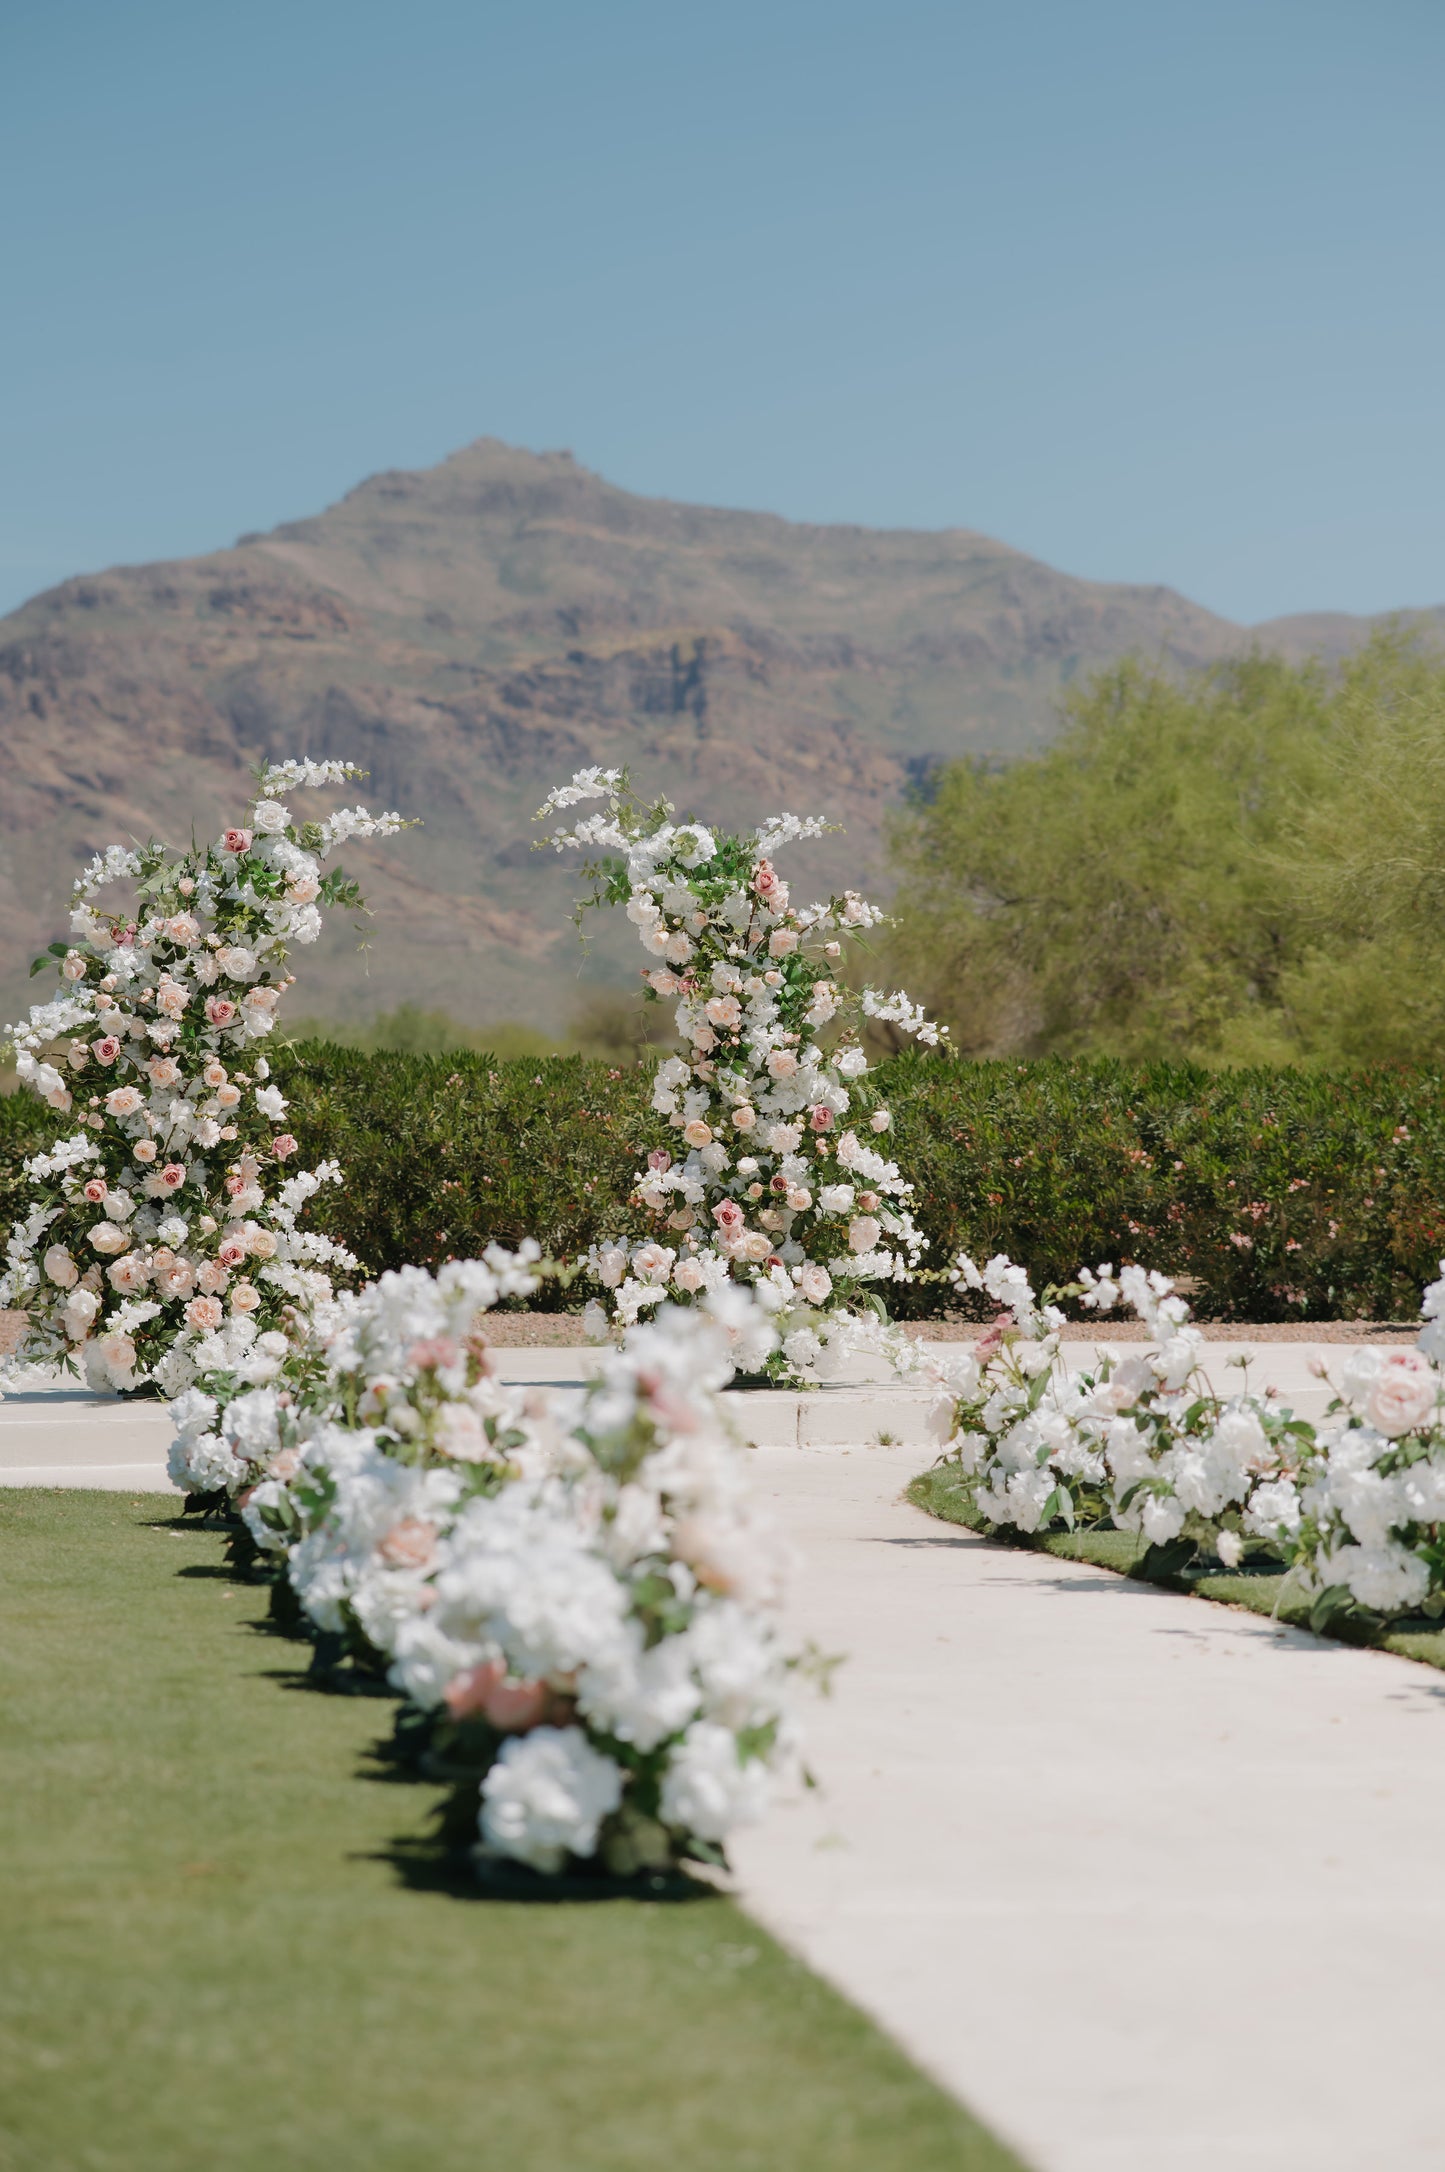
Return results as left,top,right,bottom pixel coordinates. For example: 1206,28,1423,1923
729,1443,1445,2172
0,1339,1347,1482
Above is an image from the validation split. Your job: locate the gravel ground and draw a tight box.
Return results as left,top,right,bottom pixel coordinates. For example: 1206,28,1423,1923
0,1309,1417,1357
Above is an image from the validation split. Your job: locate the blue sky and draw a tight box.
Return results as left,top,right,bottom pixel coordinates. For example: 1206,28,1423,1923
2,0,1441,623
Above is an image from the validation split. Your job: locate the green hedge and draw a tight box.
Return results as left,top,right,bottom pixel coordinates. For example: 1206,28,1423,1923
5,1045,1445,1319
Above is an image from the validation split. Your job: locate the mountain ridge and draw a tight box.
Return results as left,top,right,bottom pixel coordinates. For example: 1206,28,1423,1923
3,438,1440,1033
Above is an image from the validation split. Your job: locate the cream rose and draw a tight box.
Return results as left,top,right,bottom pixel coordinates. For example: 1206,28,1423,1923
43,1244,78,1287
683,1119,713,1149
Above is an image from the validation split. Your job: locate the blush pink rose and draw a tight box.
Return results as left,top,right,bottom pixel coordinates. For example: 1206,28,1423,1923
713,1199,745,1233
1366,1350,1438,1438
92,1036,121,1065
220,828,252,854
185,1295,224,1331
647,1148,673,1173
809,1105,835,1133
408,1337,460,1372
797,1262,833,1305
272,1134,298,1160
157,1163,187,1192
132,1140,157,1163
377,1517,439,1571
83,1178,107,1203
205,996,238,1027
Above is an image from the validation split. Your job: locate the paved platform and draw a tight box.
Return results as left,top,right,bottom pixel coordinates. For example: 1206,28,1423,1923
0,1338,1349,1483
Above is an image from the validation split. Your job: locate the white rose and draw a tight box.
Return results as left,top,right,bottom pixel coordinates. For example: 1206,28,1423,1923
62,1287,101,1339
819,1185,855,1215
835,1047,868,1077
252,800,290,834
848,1215,882,1254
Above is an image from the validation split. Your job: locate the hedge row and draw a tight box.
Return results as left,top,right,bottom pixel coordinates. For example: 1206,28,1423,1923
4,1044,1444,1319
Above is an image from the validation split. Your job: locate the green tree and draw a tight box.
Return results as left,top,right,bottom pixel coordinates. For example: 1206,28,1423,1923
887,631,1445,1066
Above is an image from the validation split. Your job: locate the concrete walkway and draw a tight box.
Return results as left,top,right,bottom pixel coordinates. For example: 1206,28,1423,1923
730,1441,1445,2172
5,1343,1440,2172
0,1339,1347,1482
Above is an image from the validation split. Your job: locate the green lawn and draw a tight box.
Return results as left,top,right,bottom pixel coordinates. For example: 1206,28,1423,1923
909,1466,1445,1670
0,1492,1022,2172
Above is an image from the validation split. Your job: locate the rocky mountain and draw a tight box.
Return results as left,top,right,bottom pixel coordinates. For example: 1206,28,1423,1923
2,437,1438,1033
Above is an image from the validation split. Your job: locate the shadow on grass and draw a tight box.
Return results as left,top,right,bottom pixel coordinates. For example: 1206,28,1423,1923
370,1837,717,1906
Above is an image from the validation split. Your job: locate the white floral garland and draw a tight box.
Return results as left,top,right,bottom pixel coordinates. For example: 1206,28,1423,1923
173,1257,804,1878
2,759,410,1395
537,768,946,1382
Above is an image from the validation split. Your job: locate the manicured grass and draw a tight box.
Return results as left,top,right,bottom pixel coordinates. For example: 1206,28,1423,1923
0,1492,1022,2172
908,1465,1445,1670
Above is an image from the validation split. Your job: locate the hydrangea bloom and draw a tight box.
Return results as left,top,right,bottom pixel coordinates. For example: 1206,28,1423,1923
1,761,409,1397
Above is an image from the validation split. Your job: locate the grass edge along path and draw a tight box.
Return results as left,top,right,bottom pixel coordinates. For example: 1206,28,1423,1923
908,1466,1445,1672
0,1490,1024,2172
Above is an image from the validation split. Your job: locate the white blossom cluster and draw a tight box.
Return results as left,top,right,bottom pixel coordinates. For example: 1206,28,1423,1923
1,760,409,1395
538,768,948,1383
931,1251,1445,1623
174,1257,802,1879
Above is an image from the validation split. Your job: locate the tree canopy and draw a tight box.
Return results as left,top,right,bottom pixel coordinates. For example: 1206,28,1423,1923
887,632,1445,1066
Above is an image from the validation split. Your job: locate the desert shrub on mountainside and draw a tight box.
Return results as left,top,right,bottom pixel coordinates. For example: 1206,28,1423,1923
887,632,1445,1067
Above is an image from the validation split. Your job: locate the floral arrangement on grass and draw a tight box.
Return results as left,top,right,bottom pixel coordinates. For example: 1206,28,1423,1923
536,767,947,1380
928,1252,1311,1569
1288,1289,1445,1623
928,1250,1445,1631
1,758,409,1395
174,1254,803,1881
